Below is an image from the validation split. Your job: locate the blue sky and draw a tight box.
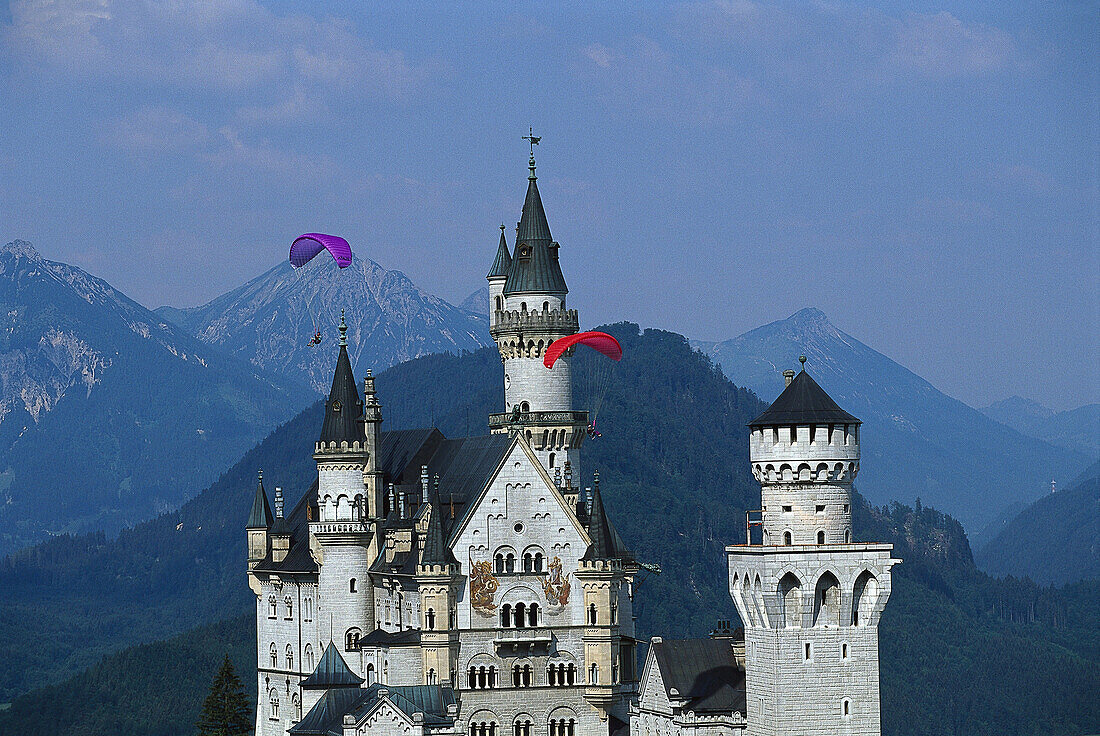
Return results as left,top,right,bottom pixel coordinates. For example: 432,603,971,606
1,1,1096,410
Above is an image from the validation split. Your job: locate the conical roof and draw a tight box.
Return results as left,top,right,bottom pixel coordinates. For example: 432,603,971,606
419,501,456,568
503,168,567,296
301,642,365,689
246,473,272,529
486,226,512,280
581,476,631,562
749,369,859,427
319,315,364,445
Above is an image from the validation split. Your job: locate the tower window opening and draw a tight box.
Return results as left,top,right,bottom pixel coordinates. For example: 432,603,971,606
816,505,826,514
782,505,792,513
783,531,792,546
495,295,503,310
426,608,435,630
843,699,851,717
805,643,812,660
588,603,597,625
845,530,851,543
844,504,850,513
520,302,527,311
520,401,530,412
543,301,549,311
790,426,798,445
506,553,515,573
817,530,826,545
809,425,816,443
549,452,555,468
842,643,849,659
349,578,357,593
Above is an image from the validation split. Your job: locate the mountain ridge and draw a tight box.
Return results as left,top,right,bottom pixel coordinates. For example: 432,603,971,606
694,307,1089,536
156,254,492,393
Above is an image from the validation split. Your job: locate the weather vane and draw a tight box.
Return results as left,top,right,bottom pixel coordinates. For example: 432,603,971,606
523,127,541,155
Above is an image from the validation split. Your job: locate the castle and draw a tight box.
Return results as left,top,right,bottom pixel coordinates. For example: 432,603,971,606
246,148,897,736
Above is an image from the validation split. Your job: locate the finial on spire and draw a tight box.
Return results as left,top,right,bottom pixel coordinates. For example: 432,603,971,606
799,355,807,370
522,127,541,179
339,309,348,347
500,223,506,233
258,469,263,481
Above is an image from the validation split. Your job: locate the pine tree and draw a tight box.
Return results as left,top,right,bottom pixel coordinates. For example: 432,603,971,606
196,654,252,736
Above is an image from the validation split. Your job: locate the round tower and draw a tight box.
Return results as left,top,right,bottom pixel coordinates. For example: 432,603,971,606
487,148,588,476
310,314,380,665
748,359,861,546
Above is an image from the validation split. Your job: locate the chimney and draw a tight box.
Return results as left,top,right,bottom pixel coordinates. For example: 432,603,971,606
783,369,796,387
274,487,284,519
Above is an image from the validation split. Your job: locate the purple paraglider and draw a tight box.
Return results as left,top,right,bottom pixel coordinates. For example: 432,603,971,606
289,233,353,269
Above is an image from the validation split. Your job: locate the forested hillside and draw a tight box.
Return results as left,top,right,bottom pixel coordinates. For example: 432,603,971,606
0,325,1096,735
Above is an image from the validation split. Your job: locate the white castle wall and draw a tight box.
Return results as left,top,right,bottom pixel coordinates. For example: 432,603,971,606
505,356,572,413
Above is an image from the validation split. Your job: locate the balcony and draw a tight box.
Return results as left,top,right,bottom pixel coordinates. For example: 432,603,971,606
488,410,589,431
493,627,553,652
310,520,371,536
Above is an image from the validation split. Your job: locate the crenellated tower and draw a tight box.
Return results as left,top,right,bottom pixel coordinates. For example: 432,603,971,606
487,147,588,477
727,360,900,736
310,313,380,658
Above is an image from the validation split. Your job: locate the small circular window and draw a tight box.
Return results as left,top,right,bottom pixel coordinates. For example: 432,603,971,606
514,522,524,534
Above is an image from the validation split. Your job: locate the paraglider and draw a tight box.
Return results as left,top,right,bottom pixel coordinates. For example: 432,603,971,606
542,331,623,369
289,233,353,269
544,331,622,438
289,233,353,346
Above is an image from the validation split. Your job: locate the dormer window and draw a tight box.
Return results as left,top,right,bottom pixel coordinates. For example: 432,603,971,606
332,400,342,412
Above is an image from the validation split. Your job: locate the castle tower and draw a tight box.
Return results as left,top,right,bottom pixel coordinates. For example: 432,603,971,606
573,473,638,721
415,489,461,687
246,471,272,594
488,146,588,476
727,361,899,736
310,314,379,658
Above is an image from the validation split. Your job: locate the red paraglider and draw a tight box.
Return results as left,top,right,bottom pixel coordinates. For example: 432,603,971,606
289,233,353,269
543,331,622,369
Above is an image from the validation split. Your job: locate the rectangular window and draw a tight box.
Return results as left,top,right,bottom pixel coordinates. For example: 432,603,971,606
842,643,849,659
782,505,792,513
805,643,812,661
843,504,850,514
816,505,826,514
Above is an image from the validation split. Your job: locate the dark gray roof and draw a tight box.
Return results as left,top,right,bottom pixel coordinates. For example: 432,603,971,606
319,340,364,445
301,642,364,689
251,484,319,574
420,500,455,567
650,639,746,714
503,175,567,296
749,369,860,427
246,476,272,529
290,688,364,736
582,481,632,562
486,227,512,280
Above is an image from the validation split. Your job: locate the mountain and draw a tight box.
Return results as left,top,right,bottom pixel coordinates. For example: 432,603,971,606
2,324,1097,736
156,255,492,393
694,308,1090,536
982,397,1100,459
975,473,1100,585
459,287,488,314
0,240,312,555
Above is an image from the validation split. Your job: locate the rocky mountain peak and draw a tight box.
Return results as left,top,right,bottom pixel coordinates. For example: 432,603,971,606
1,240,42,261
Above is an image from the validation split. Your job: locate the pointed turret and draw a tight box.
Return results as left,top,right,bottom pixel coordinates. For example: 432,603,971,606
318,311,364,447
486,225,512,279
246,471,272,529
419,499,455,568
300,642,364,689
503,153,567,296
582,472,630,561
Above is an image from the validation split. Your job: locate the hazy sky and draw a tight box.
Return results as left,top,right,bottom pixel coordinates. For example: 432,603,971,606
1,1,1096,410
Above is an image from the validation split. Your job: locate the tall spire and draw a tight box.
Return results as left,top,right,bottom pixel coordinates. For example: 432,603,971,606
503,134,567,296
318,309,363,446
582,471,630,561
486,224,512,280
246,470,272,529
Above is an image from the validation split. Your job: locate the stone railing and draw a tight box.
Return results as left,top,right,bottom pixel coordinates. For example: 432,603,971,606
488,410,589,430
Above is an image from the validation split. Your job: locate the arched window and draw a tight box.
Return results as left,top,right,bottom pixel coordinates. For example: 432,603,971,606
543,301,549,311
284,596,293,619
843,699,851,717
779,572,802,629
478,665,487,689
286,644,294,670
489,666,497,687
845,529,851,544
428,668,436,684
783,531,792,546
366,663,376,685
547,664,556,686
293,692,301,720
304,644,314,671
587,603,597,625
528,602,539,627
589,663,599,683
268,596,277,618
522,664,531,686
468,666,476,689
817,530,826,545
520,301,527,311
349,578,357,593
506,553,515,573
513,664,522,687
520,401,530,412
269,689,279,720
345,628,362,651
567,663,576,685
426,608,436,630
495,295,503,311
513,717,533,736
534,552,544,572
610,599,618,625
813,572,841,627
304,597,313,621
501,604,512,628
514,602,526,628
495,553,505,573
852,571,879,626
549,452,555,468
524,552,533,572
269,643,277,668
